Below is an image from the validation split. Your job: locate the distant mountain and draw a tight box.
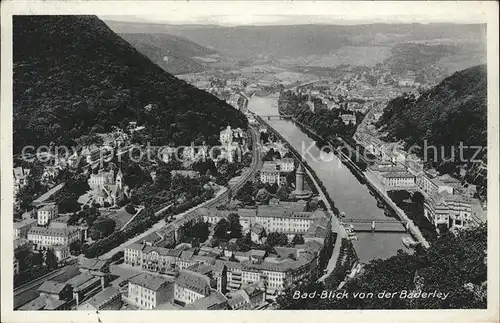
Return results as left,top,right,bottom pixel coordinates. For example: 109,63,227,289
13,16,247,152
103,21,486,61
117,33,217,74
376,65,487,178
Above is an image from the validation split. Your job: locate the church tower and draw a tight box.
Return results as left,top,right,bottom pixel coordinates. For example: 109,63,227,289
116,168,123,190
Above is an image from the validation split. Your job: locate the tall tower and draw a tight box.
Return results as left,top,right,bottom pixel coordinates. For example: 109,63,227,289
295,165,304,192
116,168,123,190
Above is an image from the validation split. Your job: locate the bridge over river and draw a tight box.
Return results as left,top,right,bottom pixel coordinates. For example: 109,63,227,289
248,94,412,263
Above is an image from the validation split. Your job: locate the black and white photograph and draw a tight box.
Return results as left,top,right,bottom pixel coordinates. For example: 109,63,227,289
1,1,498,322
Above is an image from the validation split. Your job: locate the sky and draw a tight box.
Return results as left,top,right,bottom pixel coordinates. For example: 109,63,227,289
98,1,491,26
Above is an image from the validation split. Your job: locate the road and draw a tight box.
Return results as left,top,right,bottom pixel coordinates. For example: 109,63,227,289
99,127,261,259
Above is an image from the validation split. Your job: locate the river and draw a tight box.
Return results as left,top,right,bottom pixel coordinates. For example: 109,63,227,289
249,94,410,263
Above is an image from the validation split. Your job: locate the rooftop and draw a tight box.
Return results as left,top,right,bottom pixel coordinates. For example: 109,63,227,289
382,172,415,179
129,273,169,291
176,270,211,295
38,280,68,295
28,226,78,237
183,290,228,310
81,286,120,309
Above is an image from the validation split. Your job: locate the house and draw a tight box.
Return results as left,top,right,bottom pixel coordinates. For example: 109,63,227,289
39,281,73,301
259,162,286,185
183,290,229,310
174,270,212,306
77,286,122,311
126,273,172,309
227,285,265,309
36,203,59,226
14,167,31,196
53,244,70,262
14,218,37,239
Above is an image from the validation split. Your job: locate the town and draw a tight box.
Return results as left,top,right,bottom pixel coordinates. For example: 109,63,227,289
10,14,489,313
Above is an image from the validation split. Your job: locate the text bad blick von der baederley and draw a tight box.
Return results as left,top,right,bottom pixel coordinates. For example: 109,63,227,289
292,290,450,300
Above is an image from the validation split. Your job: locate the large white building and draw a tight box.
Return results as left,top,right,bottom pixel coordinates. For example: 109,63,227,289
259,162,285,185
126,273,171,310
201,200,327,240
37,203,59,226
424,193,476,229
380,172,416,189
27,225,80,250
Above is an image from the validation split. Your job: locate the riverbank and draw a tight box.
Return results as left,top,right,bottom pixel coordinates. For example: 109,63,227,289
282,108,429,249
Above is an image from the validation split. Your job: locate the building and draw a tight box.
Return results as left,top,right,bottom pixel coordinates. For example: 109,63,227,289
37,203,59,226
183,290,229,310
126,273,172,309
259,162,285,185
14,258,20,275
276,158,295,172
174,270,212,306
77,286,122,311
171,170,200,179
27,226,80,250
53,244,70,262
13,167,30,195
380,172,416,189
158,146,177,163
14,218,37,239
124,243,145,267
341,114,356,125
227,285,266,309
88,168,124,206
19,281,73,311
424,192,476,229
67,273,103,306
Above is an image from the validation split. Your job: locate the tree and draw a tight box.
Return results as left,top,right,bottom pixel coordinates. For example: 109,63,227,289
69,240,82,255
291,234,305,246
259,228,267,240
262,148,276,162
235,181,254,205
276,185,290,201
214,218,231,241
266,182,279,194
255,188,270,204
125,204,136,214
237,232,253,252
45,249,58,270
267,232,289,247
90,218,116,240
228,213,243,239
180,221,210,243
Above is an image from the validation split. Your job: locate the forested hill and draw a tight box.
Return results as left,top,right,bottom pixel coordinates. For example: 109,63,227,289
118,33,216,75
13,16,246,152
376,65,487,167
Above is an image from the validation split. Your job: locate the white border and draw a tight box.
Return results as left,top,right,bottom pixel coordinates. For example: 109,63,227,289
1,1,498,323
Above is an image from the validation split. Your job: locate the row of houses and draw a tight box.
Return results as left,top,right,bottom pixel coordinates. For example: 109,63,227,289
124,237,326,306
